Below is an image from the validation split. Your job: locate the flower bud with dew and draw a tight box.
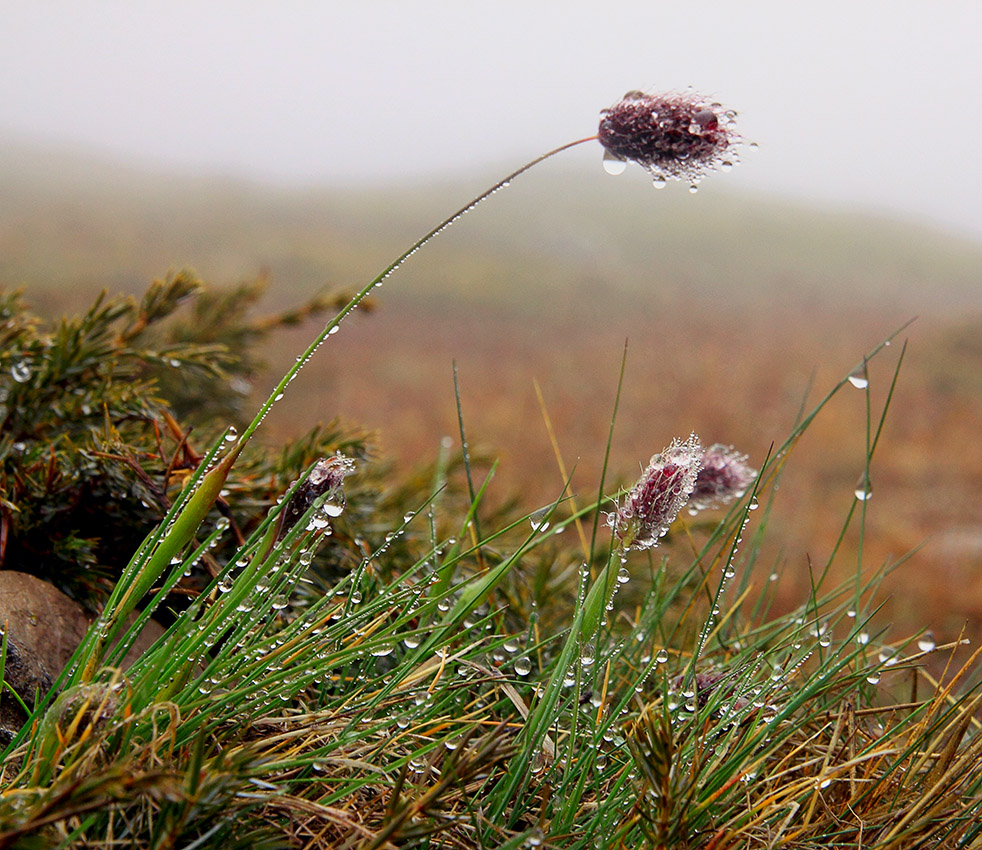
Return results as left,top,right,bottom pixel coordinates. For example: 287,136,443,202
611,434,702,550
598,90,740,187
689,444,757,512
277,453,355,541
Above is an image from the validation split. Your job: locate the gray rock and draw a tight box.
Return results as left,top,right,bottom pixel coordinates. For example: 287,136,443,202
0,571,165,745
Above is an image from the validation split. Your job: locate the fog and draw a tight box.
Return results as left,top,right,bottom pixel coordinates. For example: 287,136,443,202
2,0,981,238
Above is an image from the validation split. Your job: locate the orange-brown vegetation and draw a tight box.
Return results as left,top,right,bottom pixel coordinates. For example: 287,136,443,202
3,141,981,638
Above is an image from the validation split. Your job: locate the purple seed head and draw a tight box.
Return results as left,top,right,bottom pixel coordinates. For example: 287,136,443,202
598,90,739,185
611,434,702,550
690,444,756,511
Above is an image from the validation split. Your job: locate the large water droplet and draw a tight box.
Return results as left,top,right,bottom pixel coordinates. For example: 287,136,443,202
10,361,31,383
529,508,550,532
514,657,532,676
848,364,869,389
602,150,627,175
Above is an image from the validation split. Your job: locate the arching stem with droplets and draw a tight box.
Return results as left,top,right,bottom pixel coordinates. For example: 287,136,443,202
233,134,599,451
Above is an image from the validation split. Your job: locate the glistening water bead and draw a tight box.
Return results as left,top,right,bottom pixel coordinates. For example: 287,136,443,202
10,361,31,383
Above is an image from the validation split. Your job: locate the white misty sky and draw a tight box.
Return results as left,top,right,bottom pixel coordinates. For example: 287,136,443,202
2,0,981,239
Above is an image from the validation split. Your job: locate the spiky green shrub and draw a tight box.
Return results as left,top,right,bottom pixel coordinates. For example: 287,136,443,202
0,272,375,606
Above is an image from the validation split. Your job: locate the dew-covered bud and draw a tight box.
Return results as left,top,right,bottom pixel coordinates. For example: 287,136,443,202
689,444,756,511
598,90,739,186
278,453,355,539
611,434,702,550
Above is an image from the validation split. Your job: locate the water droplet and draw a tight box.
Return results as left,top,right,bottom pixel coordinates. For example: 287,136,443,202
224,427,238,442
602,150,627,175
866,671,881,685
651,175,667,189
879,648,899,666
10,361,31,383
514,657,532,676
848,363,869,389
748,496,759,511
328,325,340,335
854,483,873,501
688,184,699,194
857,632,870,645
322,502,345,518
529,508,550,532
371,643,395,657
656,649,669,664
617,566,631,584
917,632,936,653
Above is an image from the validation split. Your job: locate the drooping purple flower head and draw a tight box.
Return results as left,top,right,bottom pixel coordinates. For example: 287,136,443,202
690,444,756,511
598,90,739,186
611,434,702,550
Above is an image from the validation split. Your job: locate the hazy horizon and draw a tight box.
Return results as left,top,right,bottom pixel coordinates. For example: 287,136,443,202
2,1,981,240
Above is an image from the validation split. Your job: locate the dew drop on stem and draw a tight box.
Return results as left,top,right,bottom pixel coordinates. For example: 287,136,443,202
848,363,869,389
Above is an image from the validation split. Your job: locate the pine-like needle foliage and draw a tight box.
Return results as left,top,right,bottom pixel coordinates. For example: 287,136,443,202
0,273,374,607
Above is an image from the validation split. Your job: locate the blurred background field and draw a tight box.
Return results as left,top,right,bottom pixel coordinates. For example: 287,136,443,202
2,138,981,636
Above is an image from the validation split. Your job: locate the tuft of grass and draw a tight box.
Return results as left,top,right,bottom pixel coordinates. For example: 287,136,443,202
2,98,981,848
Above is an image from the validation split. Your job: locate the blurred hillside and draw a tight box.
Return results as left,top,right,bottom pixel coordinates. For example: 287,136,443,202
3,138,982,632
